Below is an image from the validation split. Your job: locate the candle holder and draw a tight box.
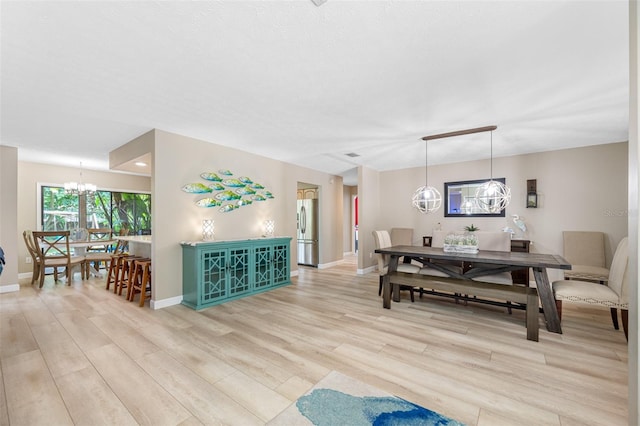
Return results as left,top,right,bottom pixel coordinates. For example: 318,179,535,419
202,219,215,241
264,220,275,237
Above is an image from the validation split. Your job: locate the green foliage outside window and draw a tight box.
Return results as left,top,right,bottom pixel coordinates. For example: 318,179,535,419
41,186,151,235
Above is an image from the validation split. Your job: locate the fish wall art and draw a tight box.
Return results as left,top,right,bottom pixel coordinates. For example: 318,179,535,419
182,169,275,213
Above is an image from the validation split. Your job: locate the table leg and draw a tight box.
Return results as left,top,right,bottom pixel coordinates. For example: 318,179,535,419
382,274,391,309
389,255,401,303
532,267,562,333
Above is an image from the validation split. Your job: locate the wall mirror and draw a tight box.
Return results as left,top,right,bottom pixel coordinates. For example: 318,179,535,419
444,178,507,217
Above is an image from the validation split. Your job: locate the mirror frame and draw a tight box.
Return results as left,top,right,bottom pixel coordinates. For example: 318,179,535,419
444,178,507,218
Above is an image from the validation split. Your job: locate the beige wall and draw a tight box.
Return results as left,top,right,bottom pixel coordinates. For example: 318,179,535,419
372,142,628,282
0,146,19,290
357,165,382,272
151,130,344,304
15,161,151,276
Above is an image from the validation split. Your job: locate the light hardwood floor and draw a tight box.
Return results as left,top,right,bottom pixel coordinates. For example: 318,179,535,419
0,256,628,425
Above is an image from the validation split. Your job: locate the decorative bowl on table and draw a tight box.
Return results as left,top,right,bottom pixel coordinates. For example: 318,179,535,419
443,233,479,254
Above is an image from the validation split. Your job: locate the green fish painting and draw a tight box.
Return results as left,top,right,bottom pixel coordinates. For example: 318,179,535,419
195,198,222,208
184,168,275,212
214,190,242,201
222,178,246,188
219,204,238,213
235,186,256,196
182,183,212,193
200,172,223,182
208,183,225,191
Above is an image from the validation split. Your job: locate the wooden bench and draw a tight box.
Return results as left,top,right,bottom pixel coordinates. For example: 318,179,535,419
384,271,539,341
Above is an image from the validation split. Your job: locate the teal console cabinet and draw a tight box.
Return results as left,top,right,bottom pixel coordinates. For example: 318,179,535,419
181,237,292,310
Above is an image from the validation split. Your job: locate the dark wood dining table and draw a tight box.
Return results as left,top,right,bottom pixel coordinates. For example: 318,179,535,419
375,245,572,333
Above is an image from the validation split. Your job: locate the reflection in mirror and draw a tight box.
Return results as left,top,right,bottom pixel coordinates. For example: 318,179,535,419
444,178,507,217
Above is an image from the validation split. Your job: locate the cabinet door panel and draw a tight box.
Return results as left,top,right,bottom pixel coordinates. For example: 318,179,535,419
272,243,289,285
254,245,272,290
228,247,250,296
202,250,227,303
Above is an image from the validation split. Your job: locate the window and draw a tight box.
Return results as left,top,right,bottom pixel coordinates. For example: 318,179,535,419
41,186,151,235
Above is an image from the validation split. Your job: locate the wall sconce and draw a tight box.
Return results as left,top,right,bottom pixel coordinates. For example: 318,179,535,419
202,219,215,241
527,179,538,208
264,220,275,237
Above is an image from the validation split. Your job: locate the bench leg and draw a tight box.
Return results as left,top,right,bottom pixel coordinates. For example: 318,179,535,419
526,291,539,341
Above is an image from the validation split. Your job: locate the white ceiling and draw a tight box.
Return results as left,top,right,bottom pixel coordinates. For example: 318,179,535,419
1,1,629,185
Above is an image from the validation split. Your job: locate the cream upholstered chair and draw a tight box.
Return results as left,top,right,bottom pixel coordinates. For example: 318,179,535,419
562,231,609,283
390,227,414,247
469,231,514,285
418,230,462,278
390,227,420,267
553,237,629,340
372,230,420,301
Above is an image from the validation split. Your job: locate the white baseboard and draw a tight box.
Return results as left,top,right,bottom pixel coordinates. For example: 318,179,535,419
18,272,32,280
0,284,20,293
290,270,299,277
357,265,376,275
318,259,344,269
150,295,183,310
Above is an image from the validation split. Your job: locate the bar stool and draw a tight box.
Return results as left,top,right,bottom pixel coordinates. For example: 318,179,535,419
128,260,151,307
105,251,129,291
115,255,145,296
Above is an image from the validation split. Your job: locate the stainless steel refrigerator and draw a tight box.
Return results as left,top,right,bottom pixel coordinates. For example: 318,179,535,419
297,199,319,266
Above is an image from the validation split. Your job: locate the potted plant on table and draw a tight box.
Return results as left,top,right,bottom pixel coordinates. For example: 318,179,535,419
464,224,479,233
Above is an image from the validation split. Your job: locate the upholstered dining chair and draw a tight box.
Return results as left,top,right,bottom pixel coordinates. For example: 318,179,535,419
562,231,609,283
372,230,420,301
553,237,629,340
32,230,85,288
390,227,418,266
469,231,514,285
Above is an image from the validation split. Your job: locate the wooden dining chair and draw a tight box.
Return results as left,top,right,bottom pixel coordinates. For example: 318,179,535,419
22,230,43,285
84,228,115,277
32,230,85,287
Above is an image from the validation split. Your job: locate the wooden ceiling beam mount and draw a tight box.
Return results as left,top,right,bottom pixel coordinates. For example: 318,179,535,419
421,125,497,141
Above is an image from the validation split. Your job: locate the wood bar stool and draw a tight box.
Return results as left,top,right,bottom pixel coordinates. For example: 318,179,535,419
105,245,128,291
115,255,145,296
128,260,151,307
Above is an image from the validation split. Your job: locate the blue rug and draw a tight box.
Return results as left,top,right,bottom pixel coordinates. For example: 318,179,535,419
269,371,465,426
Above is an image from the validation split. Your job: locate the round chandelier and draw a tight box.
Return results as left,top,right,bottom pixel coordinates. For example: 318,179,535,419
475,180,511,213
475,129,511,213
412,140,441,214
412,185,442,214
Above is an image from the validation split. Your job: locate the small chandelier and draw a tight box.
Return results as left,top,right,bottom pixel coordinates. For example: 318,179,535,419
475,129,511,213
412,139,441,214
64,161,96,195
